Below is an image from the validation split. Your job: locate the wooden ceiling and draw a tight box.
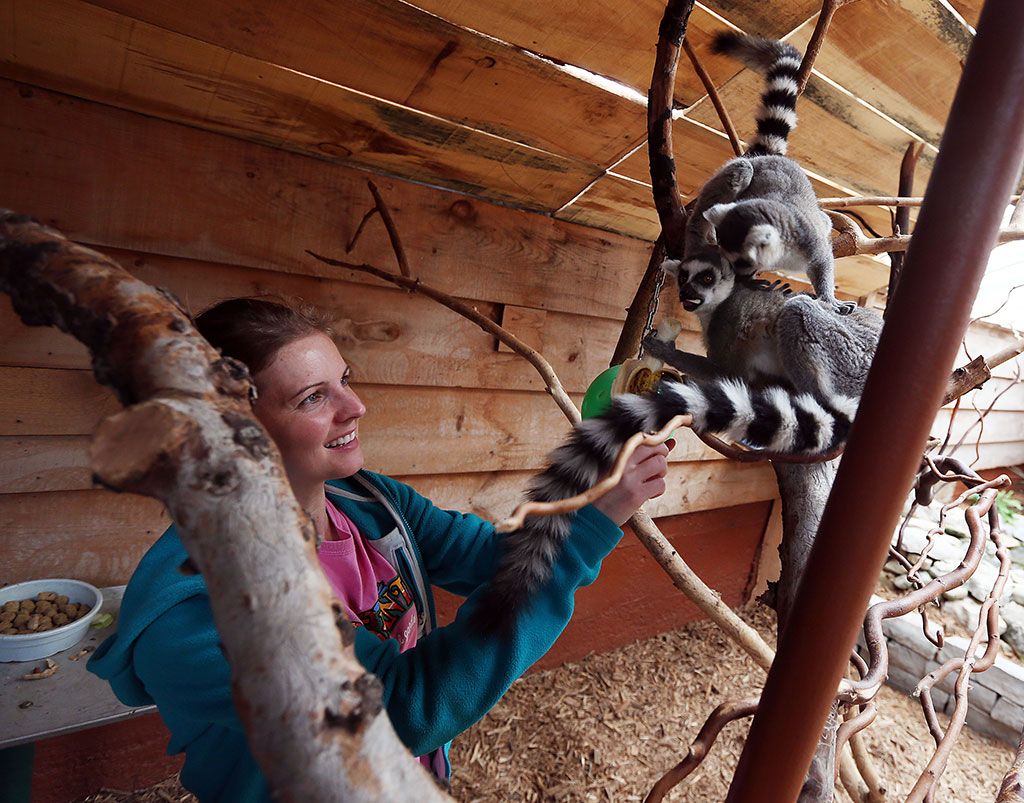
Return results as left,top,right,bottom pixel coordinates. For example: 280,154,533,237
0,0,979,297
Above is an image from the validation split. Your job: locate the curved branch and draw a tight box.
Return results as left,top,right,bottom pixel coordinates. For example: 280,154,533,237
306,250,581,426
796,0,861,93
644,696,760,803
908,508,1010,802
840,477,1007,706
495,415,689,531
998,727,1024,802
683,37,742,156
0,211,449,802
648,0,698,257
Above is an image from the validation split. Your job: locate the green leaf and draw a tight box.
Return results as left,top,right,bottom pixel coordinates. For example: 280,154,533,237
90,613,114,629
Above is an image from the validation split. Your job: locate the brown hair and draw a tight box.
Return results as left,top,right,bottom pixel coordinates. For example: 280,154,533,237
193,296,333,376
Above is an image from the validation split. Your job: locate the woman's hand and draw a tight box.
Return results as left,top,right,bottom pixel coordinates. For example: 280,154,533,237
591,439,674,527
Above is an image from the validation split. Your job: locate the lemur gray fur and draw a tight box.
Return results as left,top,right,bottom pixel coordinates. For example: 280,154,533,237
672,32,851,314
470,34,879,636
659,31,882,403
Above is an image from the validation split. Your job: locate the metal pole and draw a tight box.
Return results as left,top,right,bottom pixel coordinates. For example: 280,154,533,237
725,1,1024,799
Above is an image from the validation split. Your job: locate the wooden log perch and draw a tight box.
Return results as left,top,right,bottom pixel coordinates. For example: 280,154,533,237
0,211,449,803
828,209,1024,257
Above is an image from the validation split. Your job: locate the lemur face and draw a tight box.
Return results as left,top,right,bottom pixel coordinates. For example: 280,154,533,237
661,257,735,315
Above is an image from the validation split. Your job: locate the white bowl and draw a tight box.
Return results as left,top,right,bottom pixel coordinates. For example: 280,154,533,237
0,579,103,662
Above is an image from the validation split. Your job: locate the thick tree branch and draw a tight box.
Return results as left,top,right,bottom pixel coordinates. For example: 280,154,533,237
611,237,669,366
0,211,449,802
648,0,698,258
828,209,1024,257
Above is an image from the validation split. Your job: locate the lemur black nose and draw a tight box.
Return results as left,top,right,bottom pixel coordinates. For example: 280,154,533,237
733,257,752,271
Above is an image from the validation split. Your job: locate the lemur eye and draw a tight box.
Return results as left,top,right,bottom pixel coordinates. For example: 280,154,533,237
696,270,715,286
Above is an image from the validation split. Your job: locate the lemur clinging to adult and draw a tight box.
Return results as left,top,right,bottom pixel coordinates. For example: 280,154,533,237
659,32,882,401
471,32,883,636
667,33,852,315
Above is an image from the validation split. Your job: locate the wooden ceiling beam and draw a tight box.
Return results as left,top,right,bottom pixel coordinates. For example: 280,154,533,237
0,0,606,211
83,0,648,167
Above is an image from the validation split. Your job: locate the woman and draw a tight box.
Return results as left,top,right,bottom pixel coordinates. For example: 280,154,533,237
89,297,671,800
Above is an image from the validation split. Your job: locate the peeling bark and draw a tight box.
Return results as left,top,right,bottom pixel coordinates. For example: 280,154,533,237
0,211,450,802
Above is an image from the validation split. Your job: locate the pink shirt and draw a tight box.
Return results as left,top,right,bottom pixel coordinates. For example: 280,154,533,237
318,500,446,778
318,500,418,652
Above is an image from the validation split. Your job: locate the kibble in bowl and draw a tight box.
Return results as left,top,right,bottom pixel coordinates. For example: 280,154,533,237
0,579,103,662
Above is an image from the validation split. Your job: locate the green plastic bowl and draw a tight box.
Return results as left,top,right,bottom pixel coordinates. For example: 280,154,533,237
581,365,621,419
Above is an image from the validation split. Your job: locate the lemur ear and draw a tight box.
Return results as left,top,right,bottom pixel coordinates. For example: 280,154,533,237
703,202,737,227
660,258,682,278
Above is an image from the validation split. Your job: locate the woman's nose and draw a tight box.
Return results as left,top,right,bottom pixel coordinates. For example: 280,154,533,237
336,389,366,421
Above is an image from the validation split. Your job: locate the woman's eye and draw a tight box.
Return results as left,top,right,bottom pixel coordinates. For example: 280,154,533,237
300,392,323,406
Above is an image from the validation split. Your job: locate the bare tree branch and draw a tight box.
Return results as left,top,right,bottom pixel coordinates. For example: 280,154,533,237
796,0,862,93
887,141,925,310
820,195,1021,210
306,249,581,426
611,236,669,366
997,728,1024,802
828,209,1024,257
648,0,698,258
645,697,760,802
683,37,742,157
908,505,1009,802
495,415,689,530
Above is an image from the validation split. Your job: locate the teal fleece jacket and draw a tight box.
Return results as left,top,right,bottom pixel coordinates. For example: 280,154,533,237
88,470,622,802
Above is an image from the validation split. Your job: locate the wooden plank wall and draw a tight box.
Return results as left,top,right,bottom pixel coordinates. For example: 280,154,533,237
0,78,780,587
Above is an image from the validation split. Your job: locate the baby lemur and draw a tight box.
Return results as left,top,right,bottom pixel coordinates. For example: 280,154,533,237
668,32,850,314
471,34,881,635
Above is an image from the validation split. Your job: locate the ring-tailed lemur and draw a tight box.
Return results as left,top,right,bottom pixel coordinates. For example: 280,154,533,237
644,268,882,404
471,34,878,636
675,32,851,314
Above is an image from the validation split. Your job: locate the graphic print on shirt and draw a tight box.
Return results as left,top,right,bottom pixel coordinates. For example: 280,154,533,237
358,574,414,639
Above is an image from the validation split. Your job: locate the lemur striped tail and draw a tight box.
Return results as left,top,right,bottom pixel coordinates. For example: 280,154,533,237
472,376,856,634
712,32,802,157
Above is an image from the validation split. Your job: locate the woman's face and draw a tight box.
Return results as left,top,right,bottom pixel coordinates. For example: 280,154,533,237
252,332,366,492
